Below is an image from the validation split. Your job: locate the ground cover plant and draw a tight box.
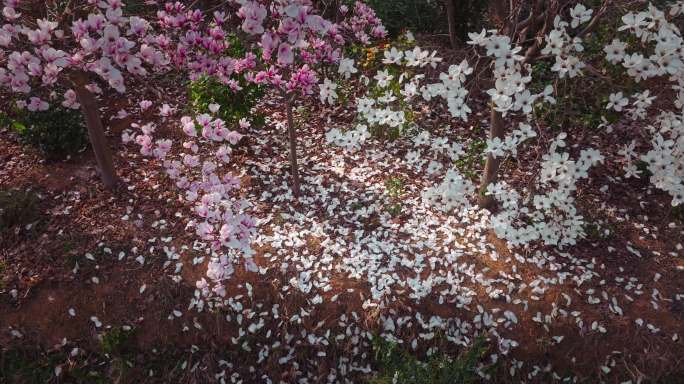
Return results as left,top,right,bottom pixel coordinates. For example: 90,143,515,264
1,0,683,383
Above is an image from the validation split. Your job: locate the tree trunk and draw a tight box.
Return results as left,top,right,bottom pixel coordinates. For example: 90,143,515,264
477,106,504,209
475,0,514,210
285,99,301,197
489,0,509,31
445,0,458,49
70,72,118,189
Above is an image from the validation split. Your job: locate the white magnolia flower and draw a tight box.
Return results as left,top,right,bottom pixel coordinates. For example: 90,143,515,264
570,4,593,28
338,58,357,79
374,69,394,88
382,46,404,65
319,78,338,105
607,92,629,111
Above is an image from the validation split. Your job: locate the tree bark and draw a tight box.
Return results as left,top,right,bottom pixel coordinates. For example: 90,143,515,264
477,106,505,209
445,0,458,49
489,0,510,32
285,98,301,197
70,72,118,189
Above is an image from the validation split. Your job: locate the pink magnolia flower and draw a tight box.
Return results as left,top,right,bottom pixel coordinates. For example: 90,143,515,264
195,222,214,240
287,64,318,95
62,89,80,109
159,103,175,116
277,43,294,66
2,6,21,21
153,139,172,159
27,97,49,111
226,130,243,145
182,121,198,138
139,99,152,111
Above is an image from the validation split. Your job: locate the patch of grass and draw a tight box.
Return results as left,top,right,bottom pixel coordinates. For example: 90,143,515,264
672,205,684,223
584,220,616,241
384,176,405,217
635,160,653,179
99,326,137,382
123,0,147,14
0,348,57,383
368,336,489,384
0,110,12,129
0,189,41,235
1,343,130,384
455,138,486,181
295,106,312,129
100,326,136,357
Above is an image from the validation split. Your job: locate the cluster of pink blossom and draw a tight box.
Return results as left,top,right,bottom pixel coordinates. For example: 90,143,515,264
156,2,249,85
240,0,341,96
339,1,387,45
154,1,384,97
123,102,256,298
0,0,169,109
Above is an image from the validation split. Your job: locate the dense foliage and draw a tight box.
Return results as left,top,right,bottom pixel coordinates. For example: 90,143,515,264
10,106,87,160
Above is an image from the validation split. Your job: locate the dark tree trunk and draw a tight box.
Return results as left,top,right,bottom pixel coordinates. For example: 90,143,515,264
445,0,458,49
477,107,504,209
70,72,118,189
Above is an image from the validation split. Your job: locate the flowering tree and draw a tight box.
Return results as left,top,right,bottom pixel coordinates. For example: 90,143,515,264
237,0,385,195
151,0,385,197
325,1,682,249
117,1,387,301
0,0,172,188
472,0,611,209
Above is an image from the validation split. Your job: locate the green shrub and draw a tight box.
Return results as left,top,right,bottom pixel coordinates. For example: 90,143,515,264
362,0,446,37
672,205,684,222
188,34,265,126
188,76,265,127
11,106,87,161
369,336,489,384
0,189,41,234
123,0,147,14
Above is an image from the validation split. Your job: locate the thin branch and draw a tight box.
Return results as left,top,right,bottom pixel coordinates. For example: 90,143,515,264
576,0,613,39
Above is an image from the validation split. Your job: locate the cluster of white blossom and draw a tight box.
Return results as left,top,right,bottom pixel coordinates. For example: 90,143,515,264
487,133,604,247
642,113,684,205
325,124,371,151
467,30,556,115
356,93,407,130
331,40,443,140
607,4,684,206
318,78,338,105
404,130,473,212
420,59,473,120
408,129,465,165
422,168,475,212
485,123,537,158
543,6,591,79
